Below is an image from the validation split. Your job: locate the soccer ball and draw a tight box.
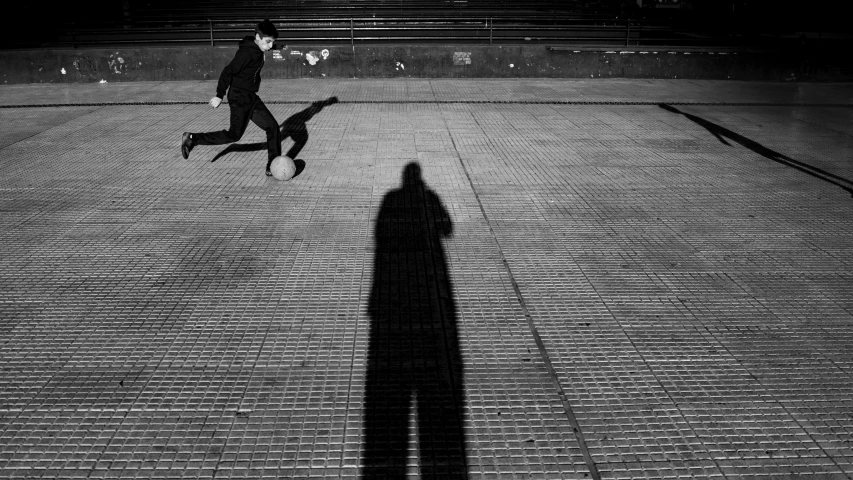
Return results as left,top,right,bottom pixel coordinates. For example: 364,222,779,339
269,155,296,181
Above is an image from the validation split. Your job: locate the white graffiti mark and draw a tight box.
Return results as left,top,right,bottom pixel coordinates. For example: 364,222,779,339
453,52,472,66
306,51,320,65
108,53,126,74
61,68,66,74
71,57,98,79
272,50,283,60
321,49,330,60
396,62,405,71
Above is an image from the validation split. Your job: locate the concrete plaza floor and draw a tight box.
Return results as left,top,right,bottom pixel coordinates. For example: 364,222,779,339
1,79,853,479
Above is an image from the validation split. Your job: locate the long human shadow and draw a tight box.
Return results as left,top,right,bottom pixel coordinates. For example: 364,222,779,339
210,96,339,174
659,103,853,197
362,162,468,479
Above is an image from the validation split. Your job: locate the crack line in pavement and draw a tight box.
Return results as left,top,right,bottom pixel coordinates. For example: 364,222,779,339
443,112,602,480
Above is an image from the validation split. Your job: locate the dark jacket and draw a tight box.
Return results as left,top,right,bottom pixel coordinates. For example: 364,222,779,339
215,36,265,99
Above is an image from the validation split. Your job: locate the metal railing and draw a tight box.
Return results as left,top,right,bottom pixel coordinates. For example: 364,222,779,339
33,15,701,49
5,1,849,51
9,2,848,51
123,0,614,21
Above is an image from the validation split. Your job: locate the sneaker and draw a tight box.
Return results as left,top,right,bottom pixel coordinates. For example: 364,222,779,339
265,169,273,177
181,132,194,159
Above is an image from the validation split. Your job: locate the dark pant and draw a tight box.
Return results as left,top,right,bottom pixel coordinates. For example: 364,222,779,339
194,88,281,162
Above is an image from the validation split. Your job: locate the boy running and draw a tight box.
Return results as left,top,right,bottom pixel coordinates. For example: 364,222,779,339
182,19,282,176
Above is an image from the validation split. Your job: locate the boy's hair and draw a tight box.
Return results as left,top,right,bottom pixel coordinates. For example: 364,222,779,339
256,19,278,39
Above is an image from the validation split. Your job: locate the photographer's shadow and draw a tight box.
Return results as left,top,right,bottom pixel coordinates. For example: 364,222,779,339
362,162,468,479
211,96,339,178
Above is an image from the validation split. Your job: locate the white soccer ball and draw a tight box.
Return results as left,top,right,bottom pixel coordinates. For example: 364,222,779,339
269,156,296,181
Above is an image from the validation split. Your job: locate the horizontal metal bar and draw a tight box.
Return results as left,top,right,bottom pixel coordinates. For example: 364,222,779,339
67,19,666,29
46,39,719,48
3,101,851,109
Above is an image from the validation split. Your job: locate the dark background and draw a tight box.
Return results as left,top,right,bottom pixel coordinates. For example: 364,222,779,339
5,0,848,45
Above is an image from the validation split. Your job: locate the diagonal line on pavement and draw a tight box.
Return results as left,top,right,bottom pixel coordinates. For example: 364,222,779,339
443,110,603,480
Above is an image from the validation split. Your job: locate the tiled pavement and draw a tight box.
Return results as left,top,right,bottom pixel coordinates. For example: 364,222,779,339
1,79,852,479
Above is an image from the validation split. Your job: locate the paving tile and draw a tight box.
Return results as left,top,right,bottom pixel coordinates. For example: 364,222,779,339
1,79,852,479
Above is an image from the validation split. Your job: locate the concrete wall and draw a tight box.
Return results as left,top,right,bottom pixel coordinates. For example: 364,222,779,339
1,44,847,84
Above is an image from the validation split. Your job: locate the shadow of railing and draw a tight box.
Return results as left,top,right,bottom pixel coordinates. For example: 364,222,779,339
659,103,853,197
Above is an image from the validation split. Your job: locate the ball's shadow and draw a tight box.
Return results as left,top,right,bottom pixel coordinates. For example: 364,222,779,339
292,159,306,179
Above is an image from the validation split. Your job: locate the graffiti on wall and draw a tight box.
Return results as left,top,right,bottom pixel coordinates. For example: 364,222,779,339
453,52,472,66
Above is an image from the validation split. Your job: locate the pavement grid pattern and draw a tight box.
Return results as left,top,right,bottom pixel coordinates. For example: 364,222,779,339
1,79,852,479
